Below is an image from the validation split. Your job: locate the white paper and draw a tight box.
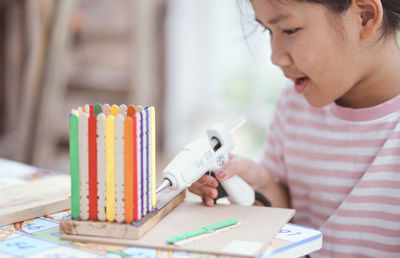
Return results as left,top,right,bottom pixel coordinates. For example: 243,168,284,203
222,240,263,256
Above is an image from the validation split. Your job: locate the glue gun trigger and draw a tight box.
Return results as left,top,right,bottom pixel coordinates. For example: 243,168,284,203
208,172,228,204
208,172,271,207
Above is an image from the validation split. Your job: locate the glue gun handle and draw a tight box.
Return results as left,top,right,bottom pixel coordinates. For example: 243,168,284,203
220,175,255,206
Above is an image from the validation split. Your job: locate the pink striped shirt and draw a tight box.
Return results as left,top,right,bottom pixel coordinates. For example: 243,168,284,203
261,83,400,257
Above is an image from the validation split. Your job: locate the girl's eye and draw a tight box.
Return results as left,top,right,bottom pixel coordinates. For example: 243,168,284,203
282,28,300,35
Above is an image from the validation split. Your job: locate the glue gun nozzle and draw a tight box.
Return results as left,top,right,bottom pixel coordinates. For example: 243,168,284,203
156,179,172,194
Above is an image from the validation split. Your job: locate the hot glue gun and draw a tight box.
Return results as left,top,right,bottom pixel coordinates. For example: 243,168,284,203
156,116,255,206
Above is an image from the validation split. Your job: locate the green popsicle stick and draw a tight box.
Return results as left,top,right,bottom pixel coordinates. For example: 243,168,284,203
69,113,80,219
167,219,239,244
94,103,103,116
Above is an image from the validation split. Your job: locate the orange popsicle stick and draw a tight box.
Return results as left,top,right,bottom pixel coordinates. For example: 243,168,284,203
127,105,136,117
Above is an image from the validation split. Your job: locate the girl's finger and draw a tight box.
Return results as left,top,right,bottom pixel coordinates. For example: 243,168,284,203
188,182,204,196
201,186,218,199
202,193,215,207
205,197,214,207
197,174,219,187
188,181,218,197
188,175,210,195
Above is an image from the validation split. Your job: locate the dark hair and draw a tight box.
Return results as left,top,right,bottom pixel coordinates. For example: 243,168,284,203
298,0,400,38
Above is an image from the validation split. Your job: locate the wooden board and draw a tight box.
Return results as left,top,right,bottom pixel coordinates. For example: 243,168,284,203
60,189,185,239
61,200,295,257
0,175,70,226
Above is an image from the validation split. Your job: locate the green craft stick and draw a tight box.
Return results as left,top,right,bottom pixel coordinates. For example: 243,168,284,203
69,113,80,219
167,219,239,244
94,103,103,116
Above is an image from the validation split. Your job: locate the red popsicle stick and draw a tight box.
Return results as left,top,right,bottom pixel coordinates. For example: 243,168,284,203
132,113,138,221
88,105,98,220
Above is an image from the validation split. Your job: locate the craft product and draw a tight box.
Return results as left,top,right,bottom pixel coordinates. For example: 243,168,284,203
69,104,157,225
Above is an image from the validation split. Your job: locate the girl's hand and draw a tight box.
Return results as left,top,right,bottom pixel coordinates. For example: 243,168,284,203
188,154,269,206
187,173,220,207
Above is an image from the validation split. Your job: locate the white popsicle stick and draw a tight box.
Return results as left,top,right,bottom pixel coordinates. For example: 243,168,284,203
147,107,154,210
142,110,148,216
119,104,127,117
114,114,125,223
145,108,151,214
136,111,142,220
96,113,107,221
136,105,144,113
151,106,157,209
102,104,110,116
78,111,89,220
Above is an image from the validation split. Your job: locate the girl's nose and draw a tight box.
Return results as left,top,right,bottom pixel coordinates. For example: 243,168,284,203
270,38,292,68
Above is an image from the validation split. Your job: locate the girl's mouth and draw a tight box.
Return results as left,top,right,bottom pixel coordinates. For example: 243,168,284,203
295,77,310,93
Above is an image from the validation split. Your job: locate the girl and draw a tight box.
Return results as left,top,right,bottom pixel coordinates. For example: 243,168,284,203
189,0,400,257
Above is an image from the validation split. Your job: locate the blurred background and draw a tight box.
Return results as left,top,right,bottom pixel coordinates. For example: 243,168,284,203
0,0,284,175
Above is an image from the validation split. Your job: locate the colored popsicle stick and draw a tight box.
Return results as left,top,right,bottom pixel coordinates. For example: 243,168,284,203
69,111,80,219
139,111,145,217
127,105,136,117
106,114,116,222
124,117,134,223
132,113,138,222
88,105,98,220
94,103,103,115
110,104,119,116
145,108,150,213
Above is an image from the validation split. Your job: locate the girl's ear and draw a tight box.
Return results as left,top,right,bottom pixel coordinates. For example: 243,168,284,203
352,0,383,39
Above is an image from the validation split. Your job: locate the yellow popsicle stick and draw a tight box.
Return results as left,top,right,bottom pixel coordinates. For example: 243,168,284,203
150,107,156,207
106,115,116,222
110,104,119,116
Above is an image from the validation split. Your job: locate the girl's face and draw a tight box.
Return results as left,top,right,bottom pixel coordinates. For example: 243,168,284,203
251,0,366,107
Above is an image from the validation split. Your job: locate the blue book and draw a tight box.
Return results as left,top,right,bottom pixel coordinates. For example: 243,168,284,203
262,223,322,257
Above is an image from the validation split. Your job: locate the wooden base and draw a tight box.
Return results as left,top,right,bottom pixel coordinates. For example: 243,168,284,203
60,189,185,240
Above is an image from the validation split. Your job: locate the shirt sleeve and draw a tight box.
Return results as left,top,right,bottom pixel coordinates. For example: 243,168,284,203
260,86,289,186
